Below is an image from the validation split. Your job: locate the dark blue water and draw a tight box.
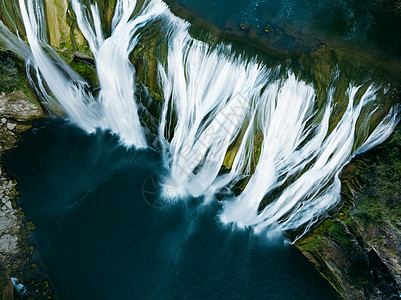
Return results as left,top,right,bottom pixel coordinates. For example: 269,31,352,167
4,119,340,299
177,0,401,57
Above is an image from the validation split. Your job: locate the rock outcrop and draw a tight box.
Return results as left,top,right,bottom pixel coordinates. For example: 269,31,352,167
296,125,401,299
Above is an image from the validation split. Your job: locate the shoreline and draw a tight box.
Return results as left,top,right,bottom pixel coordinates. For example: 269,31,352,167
0,48,50,299
0,91,45,298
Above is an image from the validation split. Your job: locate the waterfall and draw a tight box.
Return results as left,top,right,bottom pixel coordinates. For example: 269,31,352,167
158,27,271,199
4,0,149,147
220,85,398,238
1,0,399,238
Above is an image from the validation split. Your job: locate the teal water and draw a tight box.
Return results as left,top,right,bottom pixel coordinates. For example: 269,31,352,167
176,0,401,56
4,119,340,299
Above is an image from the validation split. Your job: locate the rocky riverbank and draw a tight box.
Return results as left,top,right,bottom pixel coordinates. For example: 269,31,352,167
0,50,44,298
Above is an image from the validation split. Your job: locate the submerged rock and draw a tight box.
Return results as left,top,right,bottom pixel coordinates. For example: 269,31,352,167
223,18,237,31
239,22,251,32
263,25,274,34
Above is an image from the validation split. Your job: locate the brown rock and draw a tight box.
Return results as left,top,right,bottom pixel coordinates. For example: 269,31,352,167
0,91,44,123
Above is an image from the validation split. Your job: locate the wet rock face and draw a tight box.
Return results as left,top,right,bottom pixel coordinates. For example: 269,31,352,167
349,127,401,291
296,125,401,299
297,217,401,299
135,82,164,150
